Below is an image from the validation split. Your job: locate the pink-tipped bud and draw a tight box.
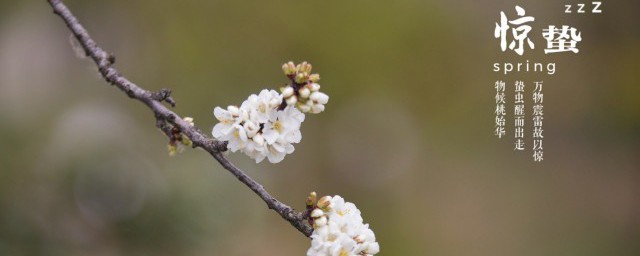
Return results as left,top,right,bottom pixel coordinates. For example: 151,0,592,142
308,83,321,92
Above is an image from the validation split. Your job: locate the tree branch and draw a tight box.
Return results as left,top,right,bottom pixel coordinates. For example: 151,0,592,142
46,0,313,237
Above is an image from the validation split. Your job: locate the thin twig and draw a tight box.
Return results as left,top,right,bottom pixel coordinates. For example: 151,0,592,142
46,0,313,237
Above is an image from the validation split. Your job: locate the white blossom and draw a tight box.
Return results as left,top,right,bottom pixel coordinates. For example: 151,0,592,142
242,89,282,124
212,90,305,163
212,106,240,138
221,124,248,152
262,106,304,144
211,62,329,163
242,138,268,163
307,196,380,256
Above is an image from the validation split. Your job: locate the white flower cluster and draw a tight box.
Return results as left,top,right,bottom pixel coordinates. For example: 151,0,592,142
212,89,305,163
212,61,329,163
307,194,380,256
281,61,329,114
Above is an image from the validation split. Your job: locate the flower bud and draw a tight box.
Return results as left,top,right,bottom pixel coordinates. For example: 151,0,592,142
299,87,310,99
297,103,311,113
306,192,317,206
311,104,325,114
282,86,294,98
168,144,177,156
286,95,298,105
317,196,332,209
310,92,329,104
311,209,324,218
308,83,321,92
183,117,195,126
295,72,308,84
299,61,312,73
181,134,193,147
282,61,296,75
309,74,320,83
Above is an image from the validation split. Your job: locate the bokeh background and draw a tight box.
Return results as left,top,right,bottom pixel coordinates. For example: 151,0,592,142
1,0,639,255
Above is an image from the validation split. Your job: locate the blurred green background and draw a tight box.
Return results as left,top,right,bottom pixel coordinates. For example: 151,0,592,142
1,0,638,255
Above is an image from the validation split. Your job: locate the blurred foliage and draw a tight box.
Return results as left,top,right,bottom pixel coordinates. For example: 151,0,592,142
0,0,638,255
